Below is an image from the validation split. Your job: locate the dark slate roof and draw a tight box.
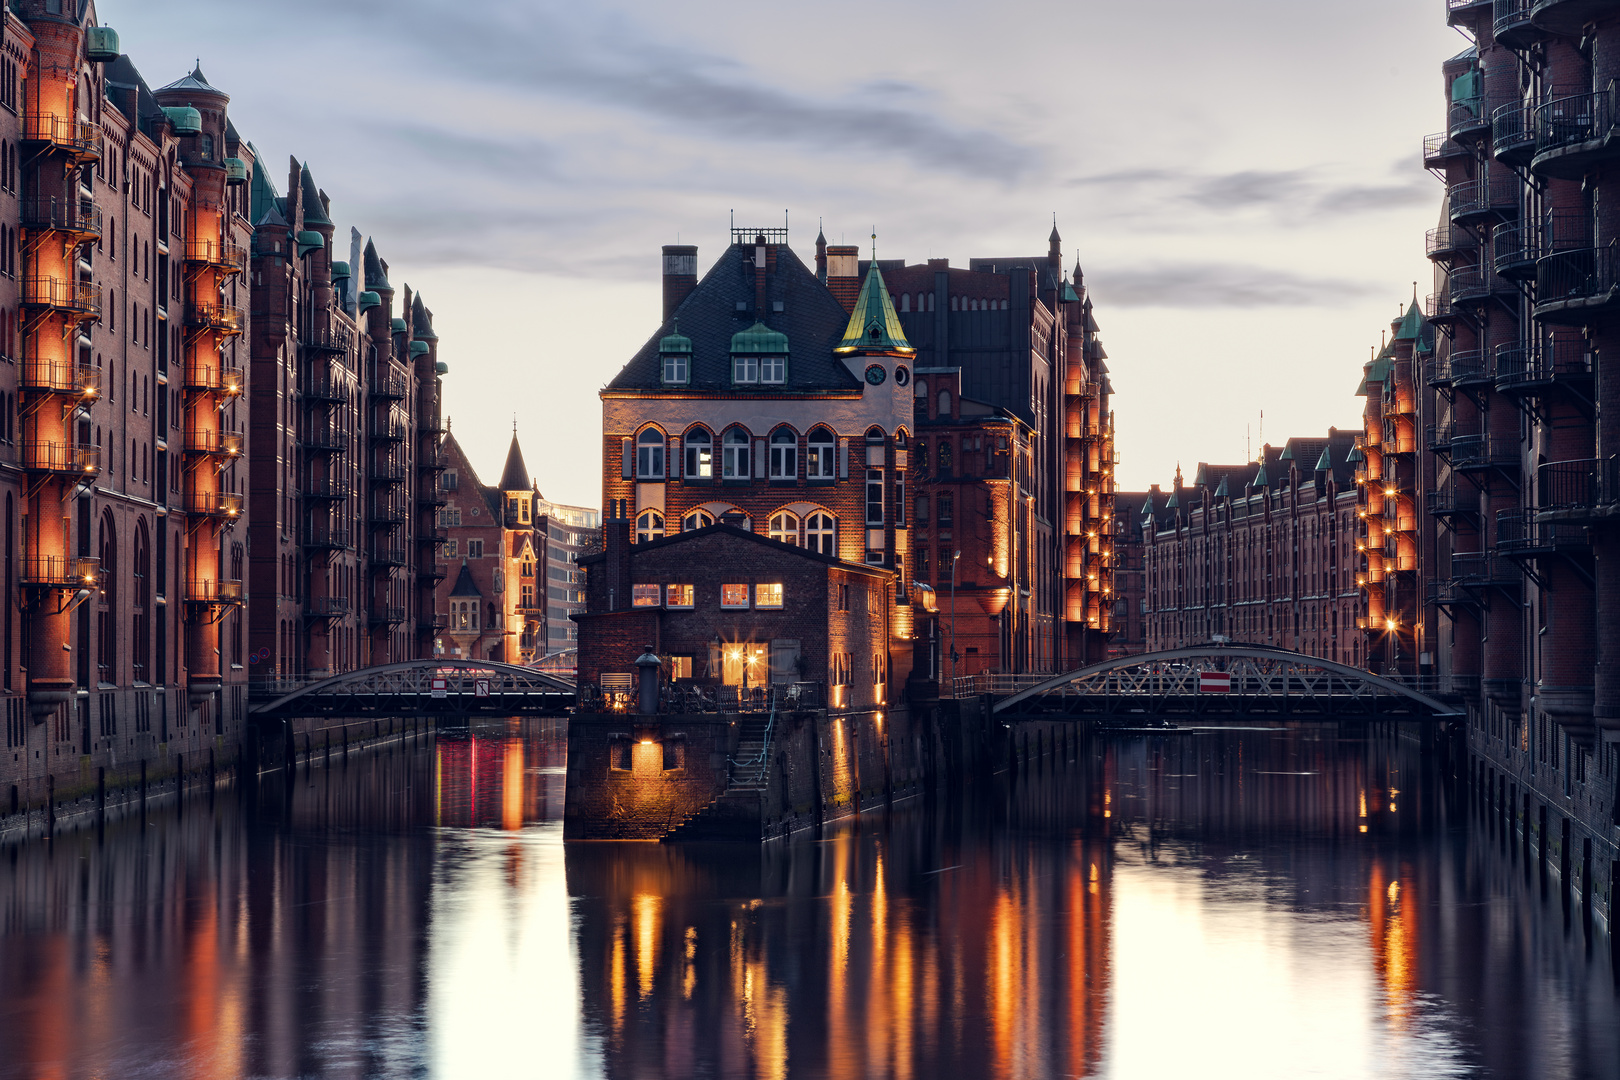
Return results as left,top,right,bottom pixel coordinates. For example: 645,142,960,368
577,523,892,578
157,64,225,97
606,243,862,393
364,239,390,291
299,163,330,226
249,148,287,227
498,433,529,491
449,562,482,598
412,294,438,340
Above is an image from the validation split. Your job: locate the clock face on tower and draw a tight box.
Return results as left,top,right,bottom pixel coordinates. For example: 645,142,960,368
864,364,887,386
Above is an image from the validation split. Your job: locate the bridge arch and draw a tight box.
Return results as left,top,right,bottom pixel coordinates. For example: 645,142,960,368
250,659,576,719
992,645,1460,718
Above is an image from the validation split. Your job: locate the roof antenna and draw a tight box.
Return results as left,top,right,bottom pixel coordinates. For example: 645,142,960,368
871,227,877,262
513,414,518,435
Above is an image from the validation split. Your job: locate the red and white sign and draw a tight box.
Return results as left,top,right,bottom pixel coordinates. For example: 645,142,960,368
474,678,490,698
431,677,448,699
1199,671,1232,694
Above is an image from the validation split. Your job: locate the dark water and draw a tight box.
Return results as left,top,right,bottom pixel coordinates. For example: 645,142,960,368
0,720,1616,1079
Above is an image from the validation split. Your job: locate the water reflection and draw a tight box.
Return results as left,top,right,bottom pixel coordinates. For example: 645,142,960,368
0,719,1614,1079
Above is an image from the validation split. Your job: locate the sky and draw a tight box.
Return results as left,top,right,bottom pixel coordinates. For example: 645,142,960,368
103,0,1462,507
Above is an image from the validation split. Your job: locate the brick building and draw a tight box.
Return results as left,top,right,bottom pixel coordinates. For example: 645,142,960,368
432,428,542,664
0,2,446,816
1419,0,1620,908
1110,491,1151,657
533,495,597,659
884,229,1117,677
1142,432,1363,665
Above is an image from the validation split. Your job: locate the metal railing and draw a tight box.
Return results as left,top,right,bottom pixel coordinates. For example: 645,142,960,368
23,115,102,158
301,326,353,353
1536,245,1620,308
368,606,407,626
418,562,449,581
369,501,408,526
185,578,244,603
22,277,100,315
185,302,246,334
369,546,409,567
21,359,99,396
302,373,347,402
1425,291,1455,322
20,195,101,237
183,239,248,273
1447,177,1515,220
306,596,350,617
22,441,100,474
1497,508,1589,552
372,462,409,483
302,526,352,550
1447,348,1488,382
1491,100,1534,160
1423,132,1463,166
301,428,349,453
945,671,1059,699
180,491,244,518
1533,85,1617,156
1451,552,1517,584
302,478,348,500
182,364,243,394
1426,489,1471,516
18,554,99,588
182,429,244,456
1493,337,1590,388
1537,458,1619,511
1450,434,1517,470
1426,225,1470,258
370,373,409,399
371,422,409,443
1449,98,1491,140
1492,222,1536,275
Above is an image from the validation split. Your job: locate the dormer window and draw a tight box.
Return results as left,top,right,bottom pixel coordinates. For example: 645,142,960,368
761,355,785,383
733,356,759,384
663,352,688,385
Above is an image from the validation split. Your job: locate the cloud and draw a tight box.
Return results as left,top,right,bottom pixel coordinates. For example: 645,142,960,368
1069,163,1430,219
1089,263,1381,309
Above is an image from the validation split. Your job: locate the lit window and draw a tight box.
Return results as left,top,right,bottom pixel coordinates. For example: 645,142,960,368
756,583,783,608
636,429,665,479
866,469,884,525
721,584,749,608
806,512,836,555
806,428,836,479
682,510,714,532
722,428,750,479
769,512,799,545
636,510,664,543
733,356,758,384
662,352,688,385
632,584,661,607
684,428,712,479
666,584,694,608
769,428,797,479
760,355,785,383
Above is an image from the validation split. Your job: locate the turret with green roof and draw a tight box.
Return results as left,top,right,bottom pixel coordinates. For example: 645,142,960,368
835,262,914,355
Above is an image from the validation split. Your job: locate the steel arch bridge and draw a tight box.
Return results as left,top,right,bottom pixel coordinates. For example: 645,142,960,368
991,645,1462,720
249,660,576,722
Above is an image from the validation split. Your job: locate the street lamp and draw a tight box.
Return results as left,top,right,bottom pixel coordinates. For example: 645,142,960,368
949,549,961,687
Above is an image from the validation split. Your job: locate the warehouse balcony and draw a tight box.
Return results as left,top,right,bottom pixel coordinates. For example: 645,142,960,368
22,114,102,161
182,429,244,458
1491,223,1537,279
22,277,100,318
1493,338,1591,400
1534,247,1620,325
1447,177,1518,226
20,195,101,239
1531,87,1620,181
22,441,100,476
183,238,248,275
1492,0,1542,48
21,359,100,399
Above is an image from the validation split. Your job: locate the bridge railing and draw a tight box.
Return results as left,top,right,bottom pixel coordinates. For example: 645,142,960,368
576,680,825,715
944,672,1057,699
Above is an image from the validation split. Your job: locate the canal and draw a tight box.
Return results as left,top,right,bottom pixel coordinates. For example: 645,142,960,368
0,719,1616,1079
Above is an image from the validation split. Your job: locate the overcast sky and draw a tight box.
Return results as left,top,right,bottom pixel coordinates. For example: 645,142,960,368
106,0,1460,507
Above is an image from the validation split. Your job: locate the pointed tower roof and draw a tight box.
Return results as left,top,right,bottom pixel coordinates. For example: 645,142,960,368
1315,447,1334,471
364,239,390,291
498,431,529,491
299,162,330,226
834,263,913,354
1214,475,1230,499
1393,299,1424,341
1252,463,1270,488
248,148,286,227
158,63,226,98
449,562,482,598
412,293,438,341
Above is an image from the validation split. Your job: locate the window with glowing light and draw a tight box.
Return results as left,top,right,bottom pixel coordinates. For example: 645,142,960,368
632,584,660,607
683,428,713,478
806,427,836,479
636,510,664,543
721,583,749,608
665,584,694,608
682,510,713,532
755,583,783,609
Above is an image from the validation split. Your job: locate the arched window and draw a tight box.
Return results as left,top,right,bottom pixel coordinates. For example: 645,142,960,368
97,512,117,686
684,427,713,479
722,428,750,479
769,428,797,480
915,377,927,400
768,511,799,546
927,293,935,312
899,293,910,312
132,521,149,683
806,512,836,556
950,296,959,311
470,604,480,631
682,509,714,532
938,389,951,418
636,509,665,543
807,426,836,479
636,428,665,479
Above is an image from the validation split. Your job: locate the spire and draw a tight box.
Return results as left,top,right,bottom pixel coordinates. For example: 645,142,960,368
412,293,438,340
299,162,330,226
363,238,390,291
499,430,530,492
1314,447,1334,471
834,262,914,355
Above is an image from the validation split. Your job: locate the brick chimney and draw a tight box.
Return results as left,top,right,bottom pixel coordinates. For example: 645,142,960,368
604,499,633,612
826,245,860,311
662,245,698,322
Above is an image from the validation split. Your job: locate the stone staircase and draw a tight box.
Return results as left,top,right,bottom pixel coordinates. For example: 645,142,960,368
662,713,774,842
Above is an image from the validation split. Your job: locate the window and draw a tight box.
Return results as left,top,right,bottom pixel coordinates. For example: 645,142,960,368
682,510,713,532
636,428,665,479
756,584,783,609
520,557,535,577
666,584,694,608
733,356,758,384
807,428,836,479
445,540,458,557
723,428,750,479
684,428,712,479
760,354,785,383
668,656,693,680
443,470,459,490
769,429,797,479
721,583,749,608
521,584,535,608
938,496,953,526
915,495,930,523
866,470,884,525
769,512,799,545
938,439,953,476
636,509,665,543
467,539,484,558
662,352,688,385
632,584,661,607
806,513,836,555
